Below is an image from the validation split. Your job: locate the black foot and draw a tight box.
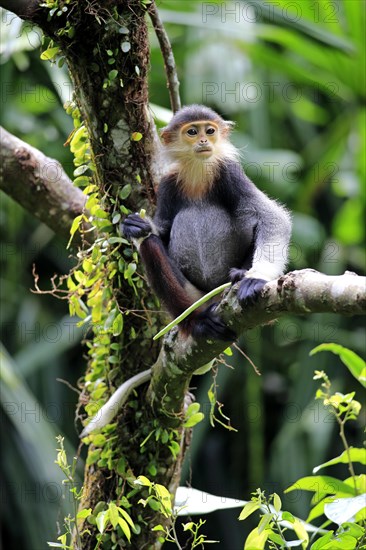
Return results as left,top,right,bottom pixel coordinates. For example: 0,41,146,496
190,304,236,341
121,213,152,240
237,277,267,305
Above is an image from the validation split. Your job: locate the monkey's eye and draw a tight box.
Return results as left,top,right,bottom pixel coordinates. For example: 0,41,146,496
206,127,216,135
187,128,197,136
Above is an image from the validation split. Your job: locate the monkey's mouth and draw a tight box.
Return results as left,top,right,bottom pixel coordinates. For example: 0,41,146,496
196,148,212,155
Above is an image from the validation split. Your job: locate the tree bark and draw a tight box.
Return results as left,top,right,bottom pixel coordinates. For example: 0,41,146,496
0,2,182,548
148,269,366,421
0,0,39,18
0,126,90,243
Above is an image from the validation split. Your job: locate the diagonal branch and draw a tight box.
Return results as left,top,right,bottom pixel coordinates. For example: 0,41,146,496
149,1,181,113
147,269,366,421
82,269,366,435
0,126,90,243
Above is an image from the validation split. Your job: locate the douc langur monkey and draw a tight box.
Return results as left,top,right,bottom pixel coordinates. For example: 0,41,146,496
80,105,292,437
123,104,292,339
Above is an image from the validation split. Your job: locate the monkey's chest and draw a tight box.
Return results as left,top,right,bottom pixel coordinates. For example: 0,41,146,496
168,205,251,292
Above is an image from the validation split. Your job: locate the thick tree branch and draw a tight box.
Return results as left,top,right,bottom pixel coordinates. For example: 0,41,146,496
0,126,90,243
84,269,366,434
148,269,366,421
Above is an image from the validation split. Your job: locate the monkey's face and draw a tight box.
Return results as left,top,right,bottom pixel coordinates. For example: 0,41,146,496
180,121,220,159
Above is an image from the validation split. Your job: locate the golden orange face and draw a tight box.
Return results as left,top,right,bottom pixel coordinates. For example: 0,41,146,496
180,120,220,157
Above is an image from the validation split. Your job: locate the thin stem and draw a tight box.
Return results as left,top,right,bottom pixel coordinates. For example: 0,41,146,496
71,459,81,547
148,2,181,113
171,520,183,550
265,503,286,548
338,416,358,493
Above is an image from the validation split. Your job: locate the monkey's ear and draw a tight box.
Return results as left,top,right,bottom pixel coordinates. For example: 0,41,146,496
222,120,235,135
160,127,173,144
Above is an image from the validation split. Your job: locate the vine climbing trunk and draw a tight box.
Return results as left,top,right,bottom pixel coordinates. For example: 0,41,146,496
1,1,189,549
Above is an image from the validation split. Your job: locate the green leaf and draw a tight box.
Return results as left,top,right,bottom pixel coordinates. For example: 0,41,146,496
183,412,204,428
154,483,172,512
238,501,260,521
285,476,356,496
108,237,126,245
40,46,60,60
120,184,132,200
310,532,334,549
108,70,118,80
258,512,274,534
131,132,143,141
77,508,92,519
313,448,366,473
185,403,201,416
91,434,106,446
108,502,119,529
112,313,124,336
268,532,285,545
292,518,309,549
117,507,135,529
273,493,282,512
73,164,89,177
70,126,88,152
135,475,151,487
124,262,137,279
118,517,131,542
148,498,161,512
96,510,109,534
282,511,295,523
310,344,366,388
168,440,180,458
244,526,270,549
67,215,83,249
312,534,358,549
86,448,102,465
341,523,364,539
74,176,90,187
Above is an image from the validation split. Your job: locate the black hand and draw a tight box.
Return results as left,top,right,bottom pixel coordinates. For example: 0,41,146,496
229,268,248,284
191,304,236,341
237,277,267,305
122,214,152,240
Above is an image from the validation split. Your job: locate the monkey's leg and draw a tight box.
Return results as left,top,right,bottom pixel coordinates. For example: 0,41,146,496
139,235,235,340
122,214,234,339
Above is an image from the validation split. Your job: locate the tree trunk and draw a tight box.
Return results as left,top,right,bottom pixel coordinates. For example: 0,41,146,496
0,1,188,548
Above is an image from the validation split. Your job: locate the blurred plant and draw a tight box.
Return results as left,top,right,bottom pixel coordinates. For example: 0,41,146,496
239,344,366,549
136,475,218,549
48,436,85,550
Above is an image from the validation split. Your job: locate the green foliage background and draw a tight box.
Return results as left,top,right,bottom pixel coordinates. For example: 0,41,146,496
0,1,365,548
